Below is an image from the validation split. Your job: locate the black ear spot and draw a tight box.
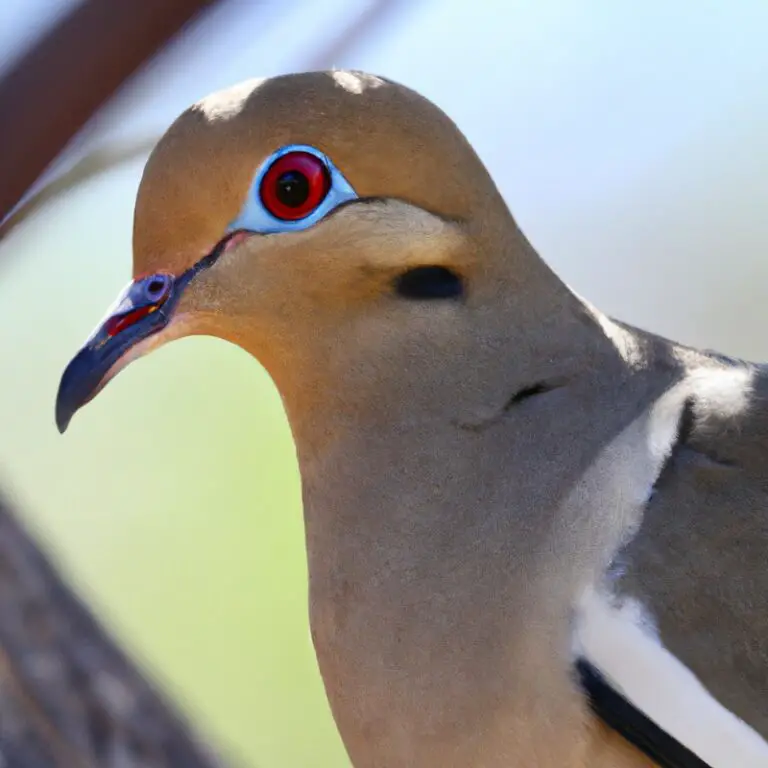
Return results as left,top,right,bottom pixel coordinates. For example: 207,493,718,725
393,266,465,300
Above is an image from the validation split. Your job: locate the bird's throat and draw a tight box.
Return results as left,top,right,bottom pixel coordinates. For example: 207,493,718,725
290,365,678,766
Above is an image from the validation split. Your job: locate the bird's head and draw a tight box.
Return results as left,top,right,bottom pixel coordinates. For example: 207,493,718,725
56,70,584,440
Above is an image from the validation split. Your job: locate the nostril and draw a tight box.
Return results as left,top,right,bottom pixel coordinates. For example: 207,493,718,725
144,274,171,303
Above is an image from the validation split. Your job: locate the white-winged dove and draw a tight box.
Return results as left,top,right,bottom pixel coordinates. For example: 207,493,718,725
56,71,768,768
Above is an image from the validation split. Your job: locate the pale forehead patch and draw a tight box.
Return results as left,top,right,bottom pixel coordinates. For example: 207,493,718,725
191,70,386,123
331,70,385,94
192,77,267,122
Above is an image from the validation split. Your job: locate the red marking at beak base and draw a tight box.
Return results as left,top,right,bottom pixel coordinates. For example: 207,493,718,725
104,305,156,337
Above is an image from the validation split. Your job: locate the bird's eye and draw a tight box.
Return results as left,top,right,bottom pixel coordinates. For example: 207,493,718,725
227,145,356,234
394,266,465,300
259,151,331,221
143,273,172,304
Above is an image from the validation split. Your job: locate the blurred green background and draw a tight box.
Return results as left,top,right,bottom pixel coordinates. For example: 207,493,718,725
2,1,768,766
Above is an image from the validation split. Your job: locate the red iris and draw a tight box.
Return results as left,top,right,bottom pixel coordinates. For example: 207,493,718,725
259,151,330,221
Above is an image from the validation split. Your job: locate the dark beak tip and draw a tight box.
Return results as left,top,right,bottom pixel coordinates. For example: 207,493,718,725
54,350,96,436
55,406,71,435
55,378,76,435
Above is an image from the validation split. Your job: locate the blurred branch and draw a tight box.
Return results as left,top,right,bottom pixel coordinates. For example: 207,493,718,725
304,0,414,70
0,0,418,248
0,0,219,224
0,135,161,242
0,495,227,767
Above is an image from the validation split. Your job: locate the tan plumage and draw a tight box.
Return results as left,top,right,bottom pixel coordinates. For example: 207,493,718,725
57,71,768,767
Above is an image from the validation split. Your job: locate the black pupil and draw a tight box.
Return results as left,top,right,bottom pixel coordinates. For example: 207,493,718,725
148,278,166,297
276,170,310,208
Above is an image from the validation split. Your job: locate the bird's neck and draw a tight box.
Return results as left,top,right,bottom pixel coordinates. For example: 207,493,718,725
282,342,676,766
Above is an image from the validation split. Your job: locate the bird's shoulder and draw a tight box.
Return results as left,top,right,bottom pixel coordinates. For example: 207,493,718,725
577,332,768,766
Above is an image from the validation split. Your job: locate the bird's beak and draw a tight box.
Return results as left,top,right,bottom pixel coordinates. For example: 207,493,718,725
55,233,237,434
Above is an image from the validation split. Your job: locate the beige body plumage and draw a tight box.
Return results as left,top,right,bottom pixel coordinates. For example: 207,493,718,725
55,71,768,767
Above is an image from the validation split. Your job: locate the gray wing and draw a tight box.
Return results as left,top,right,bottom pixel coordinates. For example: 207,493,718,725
613,355,768,741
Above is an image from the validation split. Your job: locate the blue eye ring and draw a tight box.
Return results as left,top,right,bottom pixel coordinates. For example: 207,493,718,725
226,144,358,235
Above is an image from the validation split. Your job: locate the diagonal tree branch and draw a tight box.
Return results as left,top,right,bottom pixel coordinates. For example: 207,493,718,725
0,0,219,224
0,0,418,248
0,134,162,243
0,494,229,767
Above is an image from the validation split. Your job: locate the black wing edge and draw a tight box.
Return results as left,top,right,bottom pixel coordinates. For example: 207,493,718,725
575,658,712,768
